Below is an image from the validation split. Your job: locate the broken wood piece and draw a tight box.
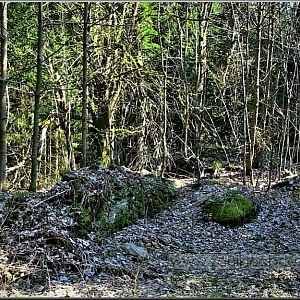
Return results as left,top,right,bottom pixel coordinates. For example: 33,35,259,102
271,175,299,189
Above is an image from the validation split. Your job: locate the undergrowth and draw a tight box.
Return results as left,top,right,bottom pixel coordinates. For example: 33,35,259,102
72,174,180,239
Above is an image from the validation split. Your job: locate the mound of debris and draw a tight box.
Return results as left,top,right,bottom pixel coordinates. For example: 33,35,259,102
0,166,179,294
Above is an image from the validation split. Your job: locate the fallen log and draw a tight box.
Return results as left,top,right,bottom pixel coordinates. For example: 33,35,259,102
271,175,299,189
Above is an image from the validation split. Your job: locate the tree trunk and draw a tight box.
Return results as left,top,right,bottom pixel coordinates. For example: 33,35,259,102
246,3,262,182
0,2,7,192
194,3,212,161
252,4,275,170
81,2,90,168
55,87,76,170
29,2,43,192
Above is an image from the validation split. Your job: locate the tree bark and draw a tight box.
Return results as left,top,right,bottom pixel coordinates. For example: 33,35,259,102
246,3,262,182
81,2,90,168
0,3,7,191
29,2,43,192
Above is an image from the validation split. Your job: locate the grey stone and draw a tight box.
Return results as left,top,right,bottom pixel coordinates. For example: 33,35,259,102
122,242,149,259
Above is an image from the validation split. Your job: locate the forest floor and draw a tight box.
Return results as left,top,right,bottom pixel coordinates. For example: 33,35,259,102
0,169,300,298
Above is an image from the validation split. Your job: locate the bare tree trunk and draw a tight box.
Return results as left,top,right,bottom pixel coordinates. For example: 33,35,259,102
29,2,43,192
253,3,276,170
246,3,262,183
234,3,250,185
177,5,190,158
55,87,75,170
81,2,90,168
160,48,168,177
0,2,7,191
104,83,121,167
194,3,212,161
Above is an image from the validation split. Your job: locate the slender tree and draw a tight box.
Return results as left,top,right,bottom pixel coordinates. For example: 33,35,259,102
0,2,7,191
81,2,90,168
29,2,43,191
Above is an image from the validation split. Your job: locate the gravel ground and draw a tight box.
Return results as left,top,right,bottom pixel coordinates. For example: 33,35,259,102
2,179,300,297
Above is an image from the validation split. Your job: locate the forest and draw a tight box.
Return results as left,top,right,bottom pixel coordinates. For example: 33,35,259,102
0,2,300,297
0,2,299,191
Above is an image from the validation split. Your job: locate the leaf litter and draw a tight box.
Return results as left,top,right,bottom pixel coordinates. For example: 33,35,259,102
0,166,299,297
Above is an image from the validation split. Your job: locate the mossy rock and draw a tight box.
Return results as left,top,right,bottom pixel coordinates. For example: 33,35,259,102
71,172,180,238
202,190,259,227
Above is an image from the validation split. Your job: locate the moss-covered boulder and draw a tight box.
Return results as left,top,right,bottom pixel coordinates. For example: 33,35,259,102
201,189,259,227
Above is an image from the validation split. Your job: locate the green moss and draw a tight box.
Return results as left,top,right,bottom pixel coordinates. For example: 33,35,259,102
293,189,300,197
114,207,132,229
292,189,300,205
228,163,242,171
202,189,258,227
212,161,222,171
172,180,186,188
103,176,179,233
71,173,180,239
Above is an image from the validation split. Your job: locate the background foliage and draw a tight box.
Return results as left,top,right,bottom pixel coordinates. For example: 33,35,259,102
4,2,300,190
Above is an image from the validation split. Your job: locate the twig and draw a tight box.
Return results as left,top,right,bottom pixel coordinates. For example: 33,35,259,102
32,190,70,207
